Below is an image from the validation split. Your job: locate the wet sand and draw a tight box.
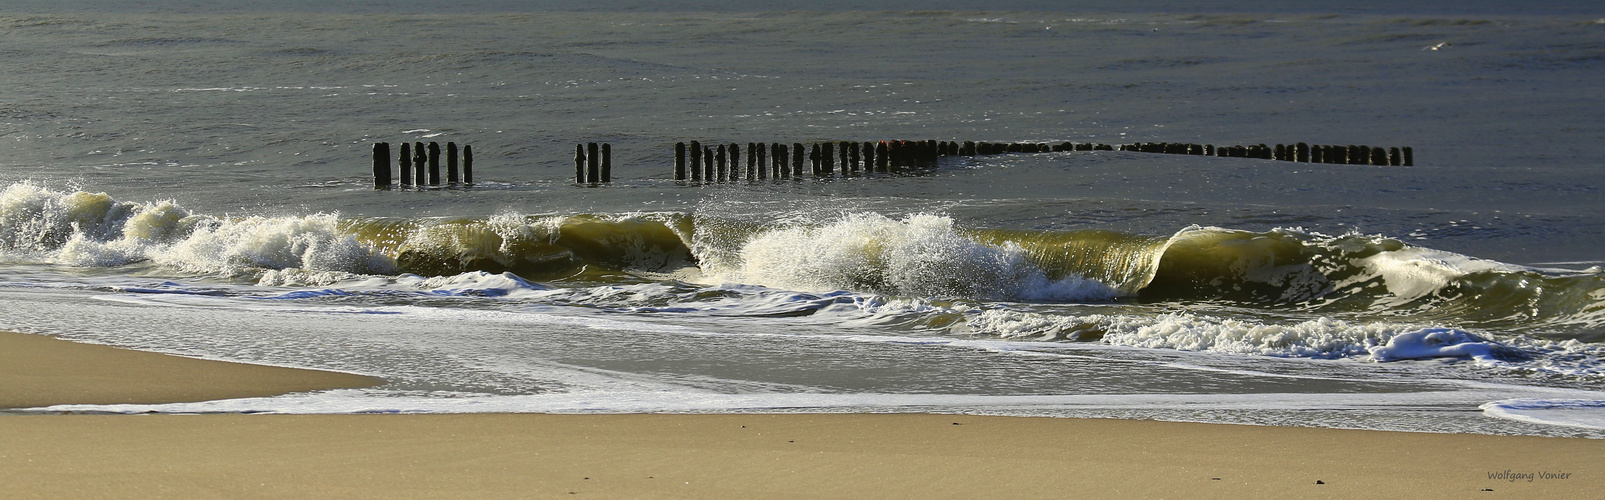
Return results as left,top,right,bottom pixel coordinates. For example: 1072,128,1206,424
2,331,1599,498
0,331,381,408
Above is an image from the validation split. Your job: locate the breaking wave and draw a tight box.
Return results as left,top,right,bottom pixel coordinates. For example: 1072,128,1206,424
2,182,1601,341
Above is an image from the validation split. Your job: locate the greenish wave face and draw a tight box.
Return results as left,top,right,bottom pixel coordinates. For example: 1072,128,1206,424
2,182,1602,341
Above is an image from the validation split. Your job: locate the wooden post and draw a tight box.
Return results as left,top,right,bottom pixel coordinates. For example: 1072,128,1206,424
821,142,834,175
1370,147,1386,166
1389,147,1401,166
755,143,766,179
373,142,391,188
574,144,586,183
772,143,784,179
1312,145,1324,163
875,142,888,172
1402,147,1413,166
791,143,802,177
587,142,600,183
746,143,757,179
746,142,756,177
838,141,849,173
675,142,687,180
586,142,601,183
1296,142,1310,162
601,143,611,183
806,143,816,176
689,141,702,181
413,142,427,186
716,144,727,182
1274,144,1286,161
776,143,789,179
427,142,441,186
728,143,740,181
398,142,412,187
463,145,473,183
446,142,459,184
849,142,861,174
704,146,714,180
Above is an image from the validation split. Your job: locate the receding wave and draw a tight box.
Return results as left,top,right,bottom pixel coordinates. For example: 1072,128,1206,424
2,182,1601,338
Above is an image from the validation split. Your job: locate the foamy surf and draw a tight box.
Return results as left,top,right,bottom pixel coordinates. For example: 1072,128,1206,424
3,182,1603,337
1481,399,1605,430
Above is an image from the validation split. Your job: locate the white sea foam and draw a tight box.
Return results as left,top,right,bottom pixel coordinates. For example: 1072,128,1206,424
0,183,394,276
1368,327,1500,361
1359,246,1525,302
964,309,1513,363
716,213,1119,302
30,386,1601,418
1481,399,1605,430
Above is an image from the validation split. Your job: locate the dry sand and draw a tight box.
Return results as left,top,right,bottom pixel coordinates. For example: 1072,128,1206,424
2,331,1600,499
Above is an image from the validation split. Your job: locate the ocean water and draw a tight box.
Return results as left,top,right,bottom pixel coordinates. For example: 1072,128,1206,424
2,2,1604,437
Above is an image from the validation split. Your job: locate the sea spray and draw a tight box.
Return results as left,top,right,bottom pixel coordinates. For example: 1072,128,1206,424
720,213,1120,301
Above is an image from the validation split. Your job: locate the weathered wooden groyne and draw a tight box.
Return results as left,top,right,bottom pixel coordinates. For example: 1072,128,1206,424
673,140,952,181
1118,141,1412,166
574,143,612,184
372,141,473,189
370,139,1414,188
669,139,1412,181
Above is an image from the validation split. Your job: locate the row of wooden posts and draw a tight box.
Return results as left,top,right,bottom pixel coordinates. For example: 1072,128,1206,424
1118,141,1412,166
575,143,612,184
670,139,1414,181
371,139,1415,187
371,141,472,188
673,140,950,181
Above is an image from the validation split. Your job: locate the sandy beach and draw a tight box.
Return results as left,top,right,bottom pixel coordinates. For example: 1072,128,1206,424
2,331,1599,498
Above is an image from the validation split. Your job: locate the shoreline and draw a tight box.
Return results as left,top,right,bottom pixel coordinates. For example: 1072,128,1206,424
2,331,1600,497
